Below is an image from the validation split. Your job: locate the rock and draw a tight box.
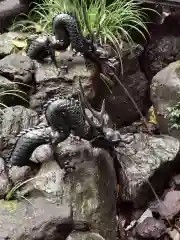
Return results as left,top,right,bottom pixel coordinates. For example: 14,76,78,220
0,53,35,84
0,106,39,135
150,190,180,220
104,42,150,127
0,106,39,159
67,232,106,240
0,157,10,198
144,36,180,79
142,11,180,80
0,32,28,58
9,165,33,185
135,217,166,239
29,50,91,114
116,133,180,207
170,174,180,190
168,228,180,240
151,61,180,139
0,0,29,33
0,197,72,239
16,136,117,240
137,209,153,224
30,144,54,164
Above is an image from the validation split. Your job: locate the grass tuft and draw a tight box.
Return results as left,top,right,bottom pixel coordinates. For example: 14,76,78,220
10,0,153,47
0,82,29,116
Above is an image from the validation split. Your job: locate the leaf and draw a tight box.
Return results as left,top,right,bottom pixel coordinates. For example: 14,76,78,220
12,39,27,49
147,106,157,124
35,23,42,33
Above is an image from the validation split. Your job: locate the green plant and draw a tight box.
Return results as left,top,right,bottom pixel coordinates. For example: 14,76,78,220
5,176,44,201
167,102,180,130
11,0,152,47
0,82,29,115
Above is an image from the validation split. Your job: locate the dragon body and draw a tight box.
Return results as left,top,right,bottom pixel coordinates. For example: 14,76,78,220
26,12,101,70
26,35,52,61
8,126,62,167
52,12,95,55
8,96,96,167
8,93,122,167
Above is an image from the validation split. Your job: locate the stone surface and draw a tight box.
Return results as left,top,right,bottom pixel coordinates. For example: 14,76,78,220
0,197,72,239
170,174,180,190
29,51,91,114
104,42,150,127
67,232,106,240
150,190,180,220
9,165,33,185
151,61,180,139
141,11,180,81
30,144,54,164
135,217,166,239
0,32,28,58
0,157,10,198
0,106,39,159
15,135,117,240
0,53,35,84
0,0,29,33
116,133,180,207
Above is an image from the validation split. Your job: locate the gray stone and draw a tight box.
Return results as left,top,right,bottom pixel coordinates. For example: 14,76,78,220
135,217,166,239
29,50,91,114
145,36,180,78
170,174,180,190
150,190,180,220
0,157,10,198
0,32,28,58
0,197,72,239
15,135,117,240
116,133,180,207
151,61,180,139
0,106,39,159
9,165,32,185
0,53,35,84
67,232,106,240
0,0,29,33
104,42,150,127
0,106,39,135
143,11,180,80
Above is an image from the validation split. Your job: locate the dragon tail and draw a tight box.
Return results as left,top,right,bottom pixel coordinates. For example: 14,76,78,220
8,126,59,167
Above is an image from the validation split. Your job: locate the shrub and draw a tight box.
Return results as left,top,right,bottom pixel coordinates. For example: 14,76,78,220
167,102,180,130
11,0,151,47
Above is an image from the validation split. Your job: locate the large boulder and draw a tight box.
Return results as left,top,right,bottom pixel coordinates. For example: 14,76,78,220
116,133,180,208
141,10,180,81
100,42,150,127
0,197,73,239
0,0,29,33
0,135,117,240
151,61,180,139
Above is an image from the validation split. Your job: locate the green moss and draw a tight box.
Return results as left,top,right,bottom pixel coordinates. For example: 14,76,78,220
0,199,18,212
